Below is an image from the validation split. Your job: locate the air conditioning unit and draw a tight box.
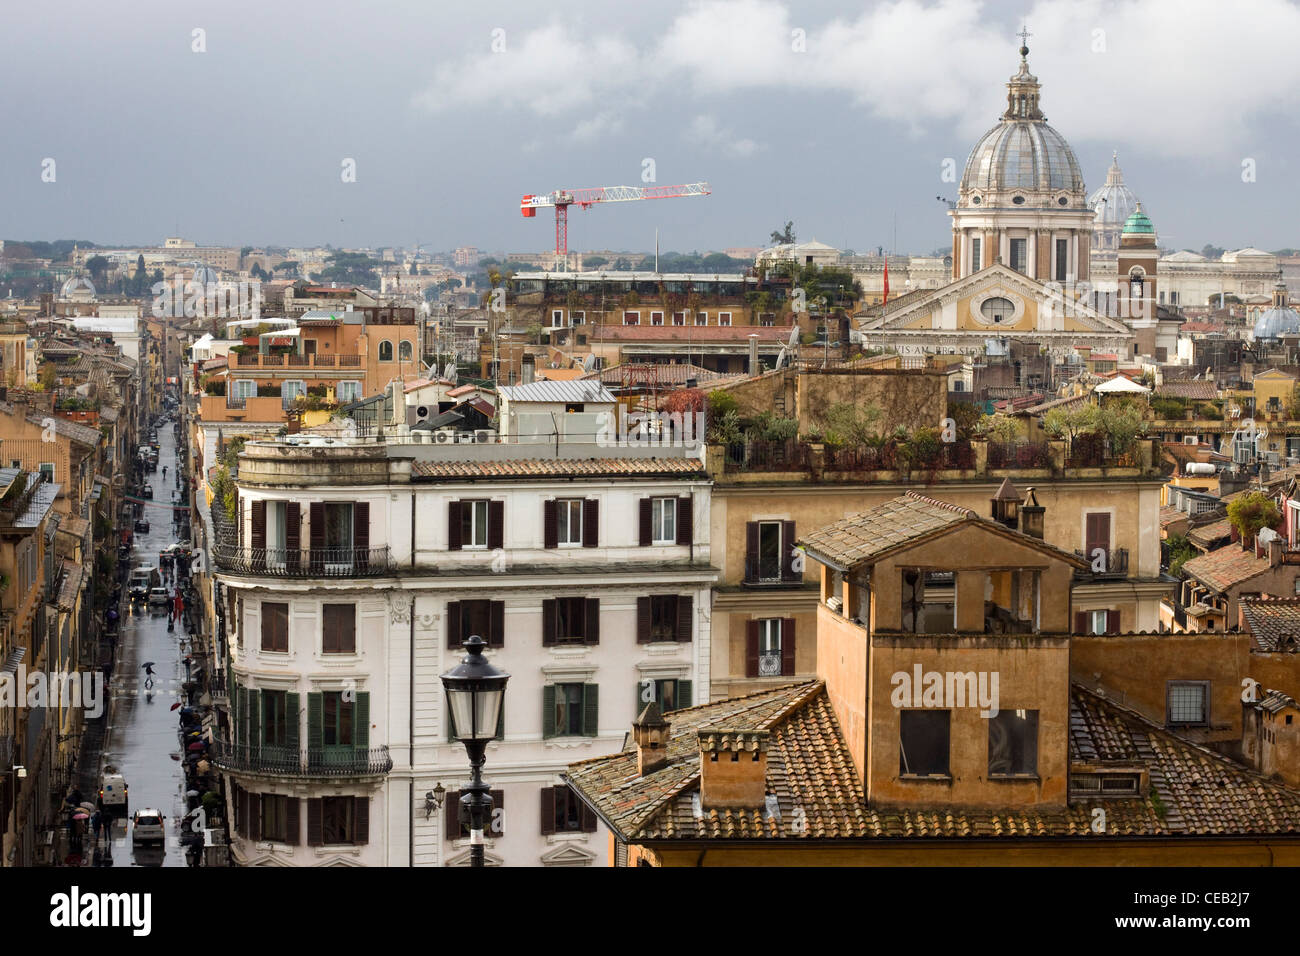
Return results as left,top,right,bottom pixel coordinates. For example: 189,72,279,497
408,403,431,425
456,433,475,444
474,430,491,443
1183,435,1198,445
434,431,451,444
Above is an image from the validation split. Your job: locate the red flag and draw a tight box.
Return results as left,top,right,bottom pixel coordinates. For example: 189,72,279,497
882,259,890,304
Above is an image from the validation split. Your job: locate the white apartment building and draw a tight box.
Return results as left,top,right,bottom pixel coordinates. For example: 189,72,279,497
212,435,714,866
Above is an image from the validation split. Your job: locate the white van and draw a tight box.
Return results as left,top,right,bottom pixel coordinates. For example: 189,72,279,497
99,772,128,815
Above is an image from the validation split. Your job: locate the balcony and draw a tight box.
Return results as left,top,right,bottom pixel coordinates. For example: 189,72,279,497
1075,548,1130,579
757,653,782,677
212,742,393,778
743,553,802,587
212,545,395,577
231,352,363,370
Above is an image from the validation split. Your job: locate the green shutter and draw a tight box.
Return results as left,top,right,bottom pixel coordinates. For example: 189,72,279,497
355,692,370,751
542,685,556,739
251,689,262,753
307,692,323,752
286,692,300,752
676,680,693,712
583,684,599,737
236,687,247,749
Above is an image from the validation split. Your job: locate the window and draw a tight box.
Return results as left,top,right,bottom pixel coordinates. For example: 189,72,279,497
623,312,639,325
719,312,732,326
899,710,950,776
37,462,54,484
336,381,362,403
1071,773,1140,797
541,785,596,834
260,794,295,844
232,379,256,401
324,501,353,553
399,340,413,361
551,309,565,328
1009,238,1027,274
261,602,289,652
695,313,707,326
759,619,782,676
546,682,595,737
1055,238,1068,282
980,297,1015,323
650,312,664,326
555,597,587,644
322,603,356,654
1086,609,1112,635
672,312,686,326
651,497,676,544
988,710,1038,776
378,340,394,361
649,596,677,642
449,599,504,648
322,691,354,746
1170,291,1179,305
970,238,981,272
321,797,356,844
261,690,289,747
461,499,489,548
556,499,582,546
1168,681,1208,725
282,380,305,406
757,520,783,581
637,677,691,713
571,311,585,325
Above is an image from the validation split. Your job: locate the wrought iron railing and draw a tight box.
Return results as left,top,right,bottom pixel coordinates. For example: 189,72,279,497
724,440,811,472
211,544,393,577
1075,548,1130,578
757,654,782,677
988,441,1052,469
212,742,393,777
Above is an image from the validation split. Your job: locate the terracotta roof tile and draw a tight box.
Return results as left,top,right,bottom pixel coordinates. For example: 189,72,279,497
1181,542,1270,593
1156,381,1218,400
1240,598,1300,652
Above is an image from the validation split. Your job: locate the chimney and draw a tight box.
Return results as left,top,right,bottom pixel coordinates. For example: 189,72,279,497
698,728,769,809
521,353,535,385
990,477,1020,529
1020,486,1045,539
1270,537,1284,567
632,702,671,776
748,334,759,377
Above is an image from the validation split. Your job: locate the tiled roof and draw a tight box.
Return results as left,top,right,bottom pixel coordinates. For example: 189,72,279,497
1181,542,1270,593
1155,381,1218,400
1240,599,1300,652
409,457,706,480
56,559,84,610
1178,322,1226,335
567,682,1300,843
593,363,726,387
1159,506,1187,528
1256,689,1299,714
798,491,1087,571
589,325,795,343
1187,518,1233,548
20,410,100,447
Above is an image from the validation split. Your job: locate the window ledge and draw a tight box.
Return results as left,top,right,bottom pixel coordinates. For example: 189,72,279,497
544,737,598,750
988,774,1041,782
313,844,362,856
898,774,953,783
643,642,688,657
546,831,592,845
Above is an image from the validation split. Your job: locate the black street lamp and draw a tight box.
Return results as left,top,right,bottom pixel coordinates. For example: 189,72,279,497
440,635,509,867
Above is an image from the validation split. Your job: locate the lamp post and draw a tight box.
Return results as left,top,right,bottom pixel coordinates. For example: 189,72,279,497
440,635,509,867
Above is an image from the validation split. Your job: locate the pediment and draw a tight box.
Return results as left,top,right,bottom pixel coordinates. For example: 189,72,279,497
445,847,504,867
540,842,597,867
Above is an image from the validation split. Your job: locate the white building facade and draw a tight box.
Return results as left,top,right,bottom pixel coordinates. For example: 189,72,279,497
212,437,714,866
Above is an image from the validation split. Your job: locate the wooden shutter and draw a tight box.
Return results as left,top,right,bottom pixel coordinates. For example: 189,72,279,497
677,496,693,545
1085,512,1110,556
447,500,462,551
355,692,370,750
781,520,798,580
676,595,693,642
489,601,504,648
542,685,556,738
447,602,462,649
354,797,369,844
581,795,597,833
584,598,600,645
781,618,796,676
285,797,300,846
541,599,556,646
540,786,556,835
582,683,599,736
238,496,244,548
309,501,325,571
285,692,300,753
307,692,323,753
488,500,504,549
353,501,369,572
248,792,261,842
488,790,504,836
543,499,558,549
639,498,652,546
1074,611,1088,634
285,502,301,572
677,679,693,710
307,798,322,846
251,500,266,570
1106,610,1120,635
746,620,760,677
636,597,651,644
583,498,599,548
445,790,460,840
745,522,759,581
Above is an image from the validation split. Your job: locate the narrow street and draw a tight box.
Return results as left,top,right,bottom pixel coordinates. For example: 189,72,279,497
96,415,195,868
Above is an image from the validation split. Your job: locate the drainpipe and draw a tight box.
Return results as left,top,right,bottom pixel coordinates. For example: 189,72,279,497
409,594,415,867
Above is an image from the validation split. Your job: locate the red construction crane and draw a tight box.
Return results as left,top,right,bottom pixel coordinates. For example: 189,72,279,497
521,182,711,257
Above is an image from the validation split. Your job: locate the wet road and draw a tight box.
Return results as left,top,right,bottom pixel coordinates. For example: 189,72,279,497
98,416,196,868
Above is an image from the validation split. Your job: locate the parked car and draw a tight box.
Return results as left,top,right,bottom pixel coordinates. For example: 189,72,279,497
98,772,128,816
148,587,169,608
134,517,150,533
131,809,164,845
142,484,153,499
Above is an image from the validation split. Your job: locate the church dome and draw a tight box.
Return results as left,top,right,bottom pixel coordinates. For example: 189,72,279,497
1122,205,1155,236
1089,152,1138,228
1253,280,1300,340
959,47,1085,199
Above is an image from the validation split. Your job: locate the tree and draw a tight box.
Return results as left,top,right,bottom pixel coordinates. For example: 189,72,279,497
1042,403,1101,444
85,255,109,280
947,401,983,441
977,414,1021,442
1226,492,1281,545
813,401,882,445
1200,244,1225,260
524,322,544,344
1165,533,1196,576
409,260,418,275
660,388,704,416
273,261,299,275
240,246,254,259
583,256,608,269
1097,401,1149,454
770,221,796,245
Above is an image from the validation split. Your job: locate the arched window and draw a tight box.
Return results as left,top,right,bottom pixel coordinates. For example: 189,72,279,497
379,340,394,361
398,340,413,361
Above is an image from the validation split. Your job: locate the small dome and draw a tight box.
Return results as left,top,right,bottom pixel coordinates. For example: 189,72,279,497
1122,204,1155,235
190,264,220,286
1253,307,1300,340
1089,152,1138,228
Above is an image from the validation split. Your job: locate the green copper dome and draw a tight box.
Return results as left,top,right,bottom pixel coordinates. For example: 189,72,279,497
1122,203,1154,235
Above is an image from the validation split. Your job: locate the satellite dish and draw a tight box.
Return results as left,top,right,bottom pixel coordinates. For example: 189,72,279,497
787,324,800,349
774,346,788,370
444,362,458,384
582,353,597,372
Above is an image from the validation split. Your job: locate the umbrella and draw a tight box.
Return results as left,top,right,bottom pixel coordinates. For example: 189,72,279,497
187,741,205,751
141,662,156,669
169,702,182,711
72,811,89,820
169,753,181,761
80,802,97,812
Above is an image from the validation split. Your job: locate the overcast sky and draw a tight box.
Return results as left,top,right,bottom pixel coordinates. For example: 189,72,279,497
4,0,1299,256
